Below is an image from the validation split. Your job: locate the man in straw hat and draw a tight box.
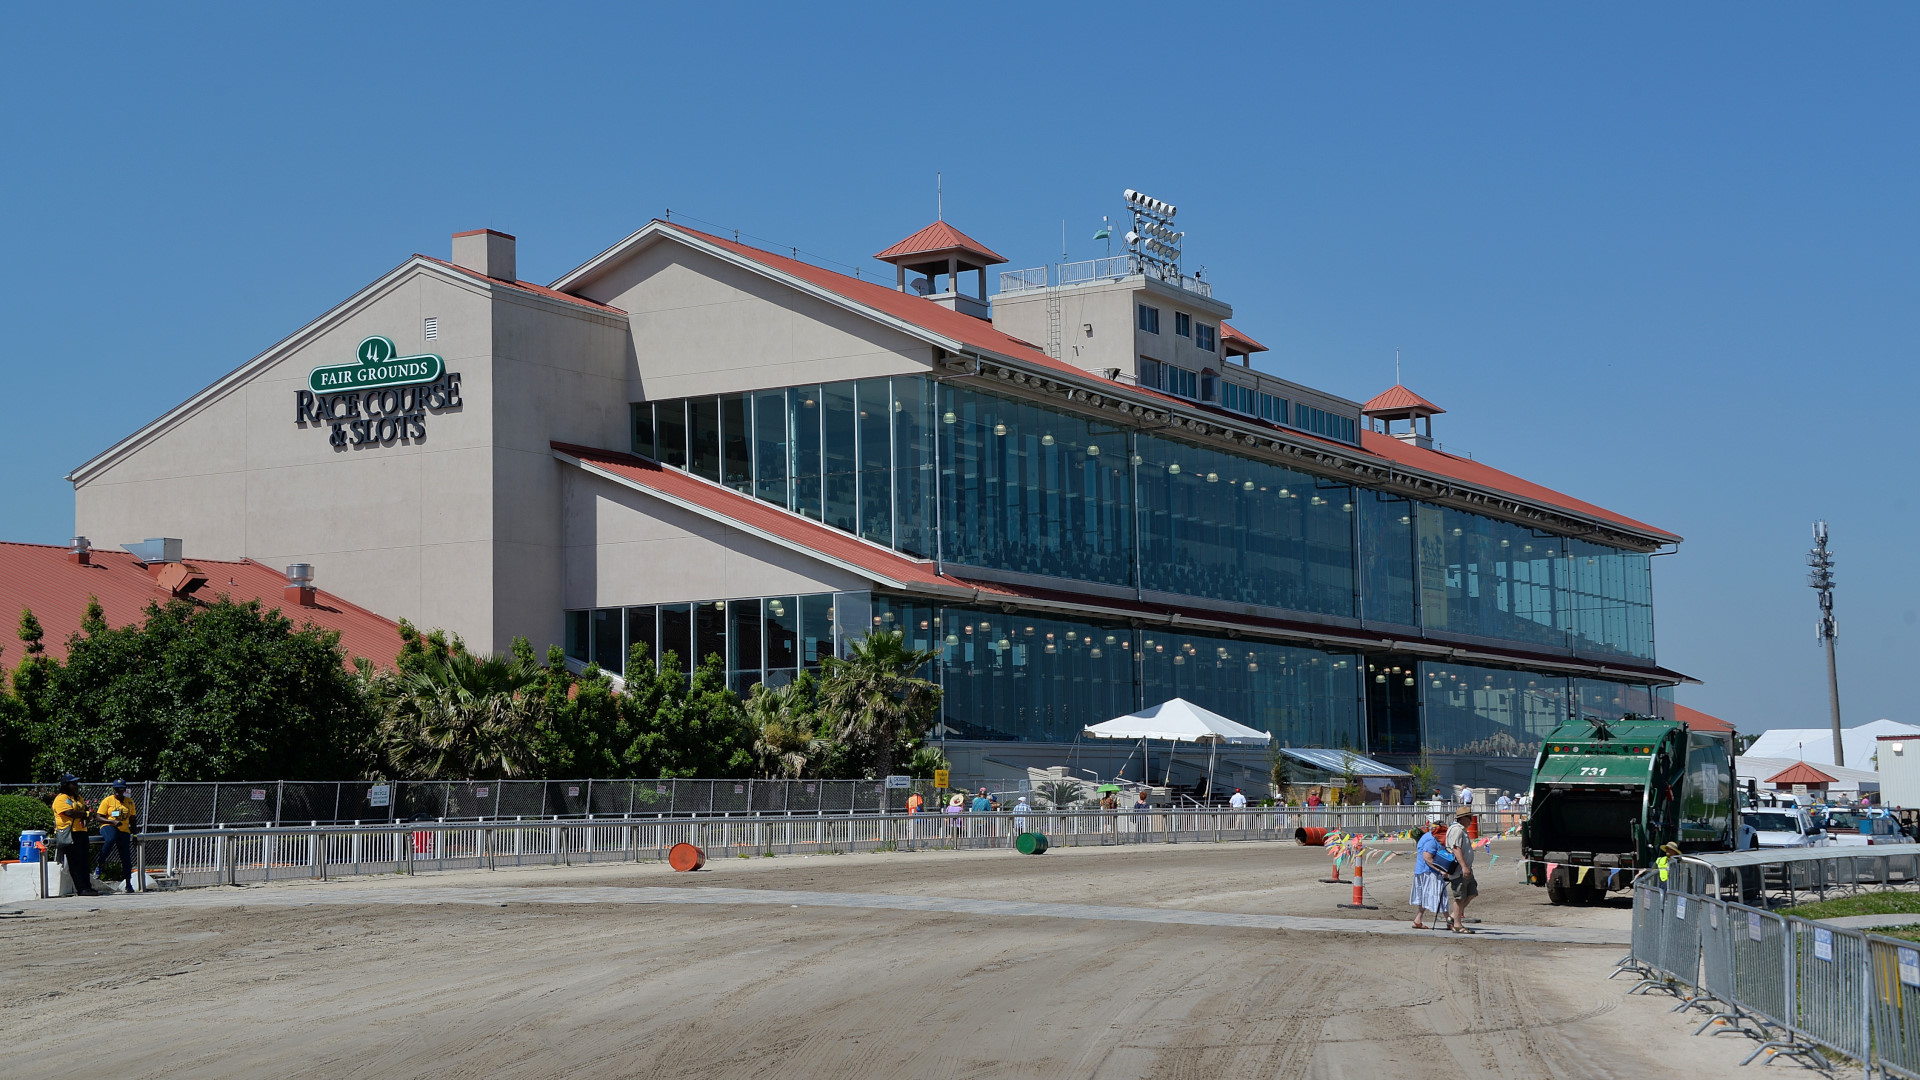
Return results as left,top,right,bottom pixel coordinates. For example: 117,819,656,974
1656,841,1682,888
1445,807,1479,933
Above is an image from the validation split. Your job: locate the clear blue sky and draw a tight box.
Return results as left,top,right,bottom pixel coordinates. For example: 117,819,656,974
3,5,1915,736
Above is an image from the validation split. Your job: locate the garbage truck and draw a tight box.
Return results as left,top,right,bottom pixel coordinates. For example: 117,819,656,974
1521,713,1736,904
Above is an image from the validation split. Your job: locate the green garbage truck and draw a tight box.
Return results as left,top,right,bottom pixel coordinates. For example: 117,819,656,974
1521,713,1736,904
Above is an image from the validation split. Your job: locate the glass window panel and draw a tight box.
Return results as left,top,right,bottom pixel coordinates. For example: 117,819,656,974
591,608,623,675
720,394,752,493
688,398,721,482
937,383,1132,588
658,603,693,674
799,593,834,668
1136,431,1354,616
564,610,589,663
822,382,858,531
1363,655,1423,755
655,400,688,470
695,599,728,669
1359,490,1416,626
1421,662,1567,757
1417,503,1564,650
857,378,892,546
625,606,656,669
764,597,799,670
729,598,762,680
1140,630,1360,750
930,603,1138,743
789,386,822,520
892,376,935,558
832,591,872,657
754,389,788,507
630,402,655,460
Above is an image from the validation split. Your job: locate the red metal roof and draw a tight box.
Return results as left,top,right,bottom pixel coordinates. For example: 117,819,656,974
1361,384,1445,416
655,224,1678,545
873,221,1007,265
419,255,626,314
1676,703,1734,734
1766,761,1837,786
554,441,1692,685
0,542,405,673
1220,322,1267,354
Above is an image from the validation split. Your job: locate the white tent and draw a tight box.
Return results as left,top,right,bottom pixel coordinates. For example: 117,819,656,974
1084,698,1270,797
1085,698,1273,745
1744,719,1920,770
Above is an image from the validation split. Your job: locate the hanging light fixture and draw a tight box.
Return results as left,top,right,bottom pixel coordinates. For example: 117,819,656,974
993,422,1007,436
1087,444,1101,457
942,411,957,424
1168,463,1181,475
1041,434,1055,446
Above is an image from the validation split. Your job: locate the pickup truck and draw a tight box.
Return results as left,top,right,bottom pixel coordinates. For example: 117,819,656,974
1744,807,1825,848
1818,808,1917,846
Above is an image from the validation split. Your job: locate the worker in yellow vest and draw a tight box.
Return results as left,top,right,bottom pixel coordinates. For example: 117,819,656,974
50,775,99,897
95,780,139,888
1654,841,1681,888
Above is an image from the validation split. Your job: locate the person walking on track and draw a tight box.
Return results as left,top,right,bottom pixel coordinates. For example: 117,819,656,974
1410,822,1451,929
1445,807,1478,933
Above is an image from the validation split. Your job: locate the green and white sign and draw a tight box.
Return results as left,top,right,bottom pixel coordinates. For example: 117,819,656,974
308,335,444,393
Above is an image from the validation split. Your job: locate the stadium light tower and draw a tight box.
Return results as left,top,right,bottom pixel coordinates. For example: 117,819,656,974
1808,520,1843,766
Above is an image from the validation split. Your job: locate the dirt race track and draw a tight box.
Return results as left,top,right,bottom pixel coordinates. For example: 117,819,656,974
2,838,1756,1079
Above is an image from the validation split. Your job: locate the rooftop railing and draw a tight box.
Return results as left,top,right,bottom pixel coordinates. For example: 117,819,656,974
996,257,1214,300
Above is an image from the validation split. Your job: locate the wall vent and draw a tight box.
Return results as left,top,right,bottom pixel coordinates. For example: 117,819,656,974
423,316,438,340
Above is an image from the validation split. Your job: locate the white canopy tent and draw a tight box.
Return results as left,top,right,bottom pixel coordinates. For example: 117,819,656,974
1084,698,1272,799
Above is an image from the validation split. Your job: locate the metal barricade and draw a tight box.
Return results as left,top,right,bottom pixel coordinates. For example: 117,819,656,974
1871,936,1920,1079
1726,904,1792,1032
1786,916,1871,1062
1630,885,1666,981
1659,891,1704,991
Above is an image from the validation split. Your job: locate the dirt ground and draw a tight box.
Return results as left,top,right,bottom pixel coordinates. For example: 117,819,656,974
0,839,1754,1079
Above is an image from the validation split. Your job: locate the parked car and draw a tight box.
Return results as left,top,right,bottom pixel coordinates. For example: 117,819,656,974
1745,807,1825,848
1819,808,1917,846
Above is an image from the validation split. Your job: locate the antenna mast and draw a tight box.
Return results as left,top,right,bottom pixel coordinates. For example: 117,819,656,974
937,172,942,221
1808,520,1844,765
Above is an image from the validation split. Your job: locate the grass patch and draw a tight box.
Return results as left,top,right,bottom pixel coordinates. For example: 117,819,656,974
1782,893,1920,920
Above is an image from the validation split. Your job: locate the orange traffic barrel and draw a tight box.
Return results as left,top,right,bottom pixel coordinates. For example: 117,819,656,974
668,843,706,872
1295,826,1329,846
1466,815,1480,841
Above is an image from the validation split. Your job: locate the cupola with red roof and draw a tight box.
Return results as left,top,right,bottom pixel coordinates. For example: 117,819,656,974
1362,384,1446,450
873,220,1006,320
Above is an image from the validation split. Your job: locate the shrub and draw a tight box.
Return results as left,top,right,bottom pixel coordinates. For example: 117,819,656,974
0,793,55,856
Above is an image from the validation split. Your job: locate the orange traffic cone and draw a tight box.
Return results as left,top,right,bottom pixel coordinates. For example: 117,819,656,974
1338,860,1378,910
1320,854,1345,884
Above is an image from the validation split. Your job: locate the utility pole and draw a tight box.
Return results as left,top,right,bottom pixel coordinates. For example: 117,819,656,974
1808,521,1843,766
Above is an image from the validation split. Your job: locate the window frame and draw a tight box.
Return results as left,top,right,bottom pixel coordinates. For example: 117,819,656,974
1137,304,1161,334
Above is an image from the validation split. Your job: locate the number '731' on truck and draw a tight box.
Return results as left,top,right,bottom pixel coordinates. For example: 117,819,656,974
1521,713,1736,905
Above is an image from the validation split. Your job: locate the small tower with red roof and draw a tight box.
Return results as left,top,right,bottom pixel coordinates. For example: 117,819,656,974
873,221,1007,320
1361,385,1445,450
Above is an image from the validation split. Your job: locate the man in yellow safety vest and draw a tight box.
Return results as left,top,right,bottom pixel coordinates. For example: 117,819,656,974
1654,841,1681,888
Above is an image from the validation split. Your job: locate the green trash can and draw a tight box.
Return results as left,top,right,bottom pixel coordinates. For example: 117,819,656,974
1015,832,1049,855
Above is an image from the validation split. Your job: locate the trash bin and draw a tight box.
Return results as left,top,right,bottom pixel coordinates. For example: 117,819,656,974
1014,832,1049,855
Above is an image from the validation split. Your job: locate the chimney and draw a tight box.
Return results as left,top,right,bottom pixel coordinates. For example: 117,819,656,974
68,536,92,566
451,229,516,282
284,563,317,607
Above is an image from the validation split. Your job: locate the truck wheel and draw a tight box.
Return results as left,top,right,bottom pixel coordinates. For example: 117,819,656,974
1547,878,1568,905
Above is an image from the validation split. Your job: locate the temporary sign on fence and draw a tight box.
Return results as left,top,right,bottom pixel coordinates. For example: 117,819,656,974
1709,906,1719,929
885,775,910,789
1748,912,1763,942
1676,897,1687,920
1814,927,1833,962
1643,891,1653,910
369,785,390,807
934,769,950,790
251,789,266,801
1901,948,1920,988
567,786,580,797
476,787,488,798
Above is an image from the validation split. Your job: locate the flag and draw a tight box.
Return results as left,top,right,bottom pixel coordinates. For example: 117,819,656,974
1093,218,1111,240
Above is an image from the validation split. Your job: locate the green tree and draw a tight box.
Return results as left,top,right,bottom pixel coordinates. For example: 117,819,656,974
370,648,546,779
623,652,755,778
23,598,373,781
818,631,942,780
747,674,829,778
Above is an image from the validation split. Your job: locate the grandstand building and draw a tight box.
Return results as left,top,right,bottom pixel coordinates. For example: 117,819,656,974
64,205,1691,788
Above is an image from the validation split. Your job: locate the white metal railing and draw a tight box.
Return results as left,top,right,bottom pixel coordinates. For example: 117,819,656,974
1056,255,1139,287
998,265,1050,294
117,807,1504,890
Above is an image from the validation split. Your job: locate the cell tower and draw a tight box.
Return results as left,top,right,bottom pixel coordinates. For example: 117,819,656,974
1122,189,1183,279
1807,520,1843,766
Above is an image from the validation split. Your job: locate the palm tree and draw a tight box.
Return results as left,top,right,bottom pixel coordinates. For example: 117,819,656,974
818,630,942,779
372,650,547,779
747,677,829,779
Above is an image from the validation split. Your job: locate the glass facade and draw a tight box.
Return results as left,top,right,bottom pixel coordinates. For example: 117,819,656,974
570,594,838,690
631,375,1659,664
573,590,1670,754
